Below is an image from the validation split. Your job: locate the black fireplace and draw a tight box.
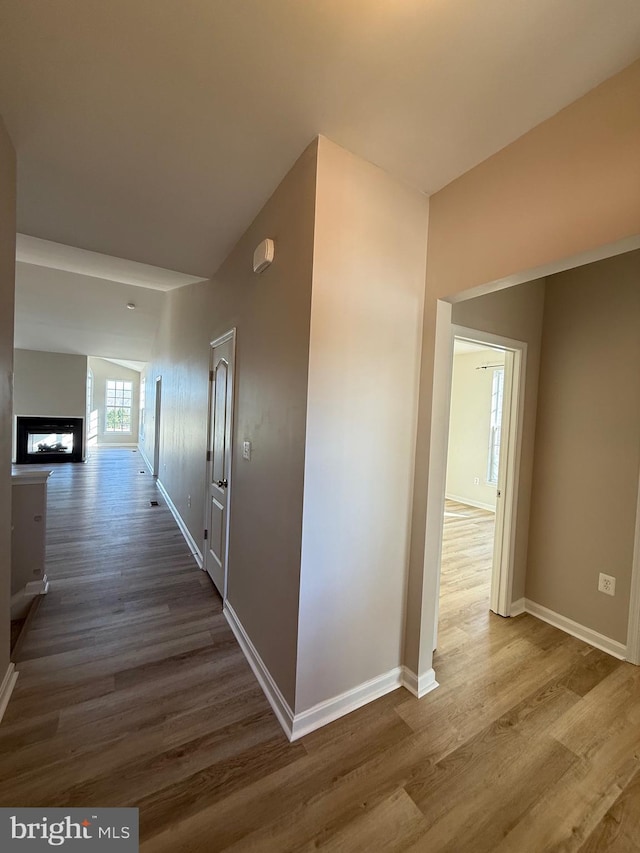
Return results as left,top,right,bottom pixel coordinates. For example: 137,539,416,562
16,417,84,464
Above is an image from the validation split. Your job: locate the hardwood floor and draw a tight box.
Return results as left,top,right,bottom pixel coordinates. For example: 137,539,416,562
2,454,640,851
438,499,495,642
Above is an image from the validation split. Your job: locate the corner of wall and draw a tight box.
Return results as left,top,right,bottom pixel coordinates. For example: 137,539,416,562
0,115,16,679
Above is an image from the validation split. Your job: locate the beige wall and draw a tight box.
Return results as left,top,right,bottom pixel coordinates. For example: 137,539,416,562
406,60,640,677
0,117,15,679
296,138,428,712
88,357,140,445
450,280,546,602
427,60,640,298
13,349,88,459
11,481,47,596
145,136,430,716
526,251,640,643
144,141,318,708
446,350,504,511
13,350,87,416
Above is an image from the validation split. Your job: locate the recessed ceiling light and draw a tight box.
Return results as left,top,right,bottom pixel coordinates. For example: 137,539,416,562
126,302,136,310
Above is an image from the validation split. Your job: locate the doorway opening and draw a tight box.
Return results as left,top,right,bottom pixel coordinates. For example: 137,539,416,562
433,326,526,653
438,339,505,648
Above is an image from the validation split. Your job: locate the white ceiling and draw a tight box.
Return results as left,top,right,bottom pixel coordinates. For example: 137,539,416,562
454,341,506,365
17,235,206,291
454,340,499,356
13,236,203,361
14,262,165,361
1,0,639,280
97,358,146,374
2,2,640,361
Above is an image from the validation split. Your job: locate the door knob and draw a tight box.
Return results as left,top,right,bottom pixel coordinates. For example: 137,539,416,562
217,479,228,488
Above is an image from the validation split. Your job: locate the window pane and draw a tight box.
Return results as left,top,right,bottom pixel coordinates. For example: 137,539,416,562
105,378,133,433
487,368,504,485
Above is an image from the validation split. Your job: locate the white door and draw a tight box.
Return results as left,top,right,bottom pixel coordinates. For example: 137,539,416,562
204,334,234,597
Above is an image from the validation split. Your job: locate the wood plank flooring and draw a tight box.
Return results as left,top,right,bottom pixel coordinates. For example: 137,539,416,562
2,455,640,851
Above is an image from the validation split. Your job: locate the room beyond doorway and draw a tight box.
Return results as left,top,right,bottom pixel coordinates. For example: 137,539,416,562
436,339,506,648
433,330,526,652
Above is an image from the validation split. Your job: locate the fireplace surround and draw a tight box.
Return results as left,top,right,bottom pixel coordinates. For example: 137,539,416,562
16,417,84,464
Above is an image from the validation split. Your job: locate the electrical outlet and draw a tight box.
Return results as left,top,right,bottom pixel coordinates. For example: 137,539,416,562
187,495,191,508
473,477,480,485
598,572,616,596
243,440,251,461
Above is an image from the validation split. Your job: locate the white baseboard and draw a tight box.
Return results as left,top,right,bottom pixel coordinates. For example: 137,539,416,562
446,493,496,513
10,575,49,605
25,575,49,596
401,666,439,699
10,575,49,620
524,599,626,660
156,479,203,569
224,601,429,742
510,597,526,617
292,667,409,741
223,601,295,739
138,444,153,473
97,442,139,447
0,663,18,725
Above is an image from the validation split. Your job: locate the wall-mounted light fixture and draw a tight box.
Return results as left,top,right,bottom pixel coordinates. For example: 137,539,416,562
253,238,275,274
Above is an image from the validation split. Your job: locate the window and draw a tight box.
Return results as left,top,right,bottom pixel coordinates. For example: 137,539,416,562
487,367,504,485
106,380,133,433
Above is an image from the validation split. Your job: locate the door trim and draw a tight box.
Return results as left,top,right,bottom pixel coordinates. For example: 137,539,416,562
153,376,162,478
625,464,640,664
414,235,640,680
204,328,236,601
428,308,527,654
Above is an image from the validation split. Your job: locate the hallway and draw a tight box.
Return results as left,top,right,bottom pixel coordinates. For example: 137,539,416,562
2,449,640,851
1,448,297,839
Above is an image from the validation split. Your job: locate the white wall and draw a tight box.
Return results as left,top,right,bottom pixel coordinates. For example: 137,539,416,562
138,366,147,449
0,116,16,681
88,357,140,445
296,137,429,713
13,349,88,459
138,367,155,469
446,349,505,511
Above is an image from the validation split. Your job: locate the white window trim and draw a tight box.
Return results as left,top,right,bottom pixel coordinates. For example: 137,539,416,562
105,379,134,434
